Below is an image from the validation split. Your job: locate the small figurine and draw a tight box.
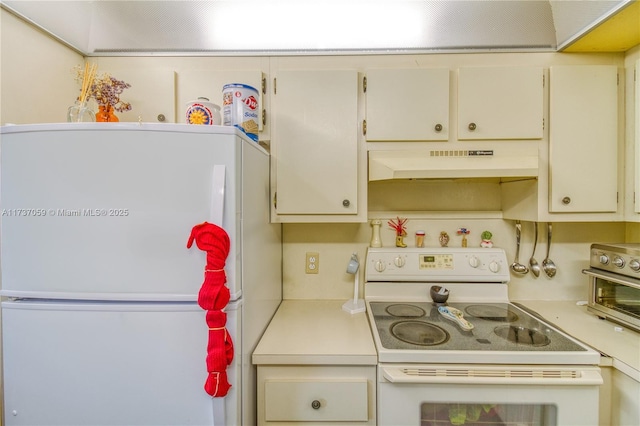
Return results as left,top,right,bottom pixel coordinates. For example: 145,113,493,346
480,230,493,248
439,231,450,247
457,228,470,247
370,219,382,248
388,217,408,248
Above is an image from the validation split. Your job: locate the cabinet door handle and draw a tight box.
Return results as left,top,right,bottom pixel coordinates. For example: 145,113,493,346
562,196,571,205
311,400,321,410
468,122,476,131
342,199,351,208
435,123,443,132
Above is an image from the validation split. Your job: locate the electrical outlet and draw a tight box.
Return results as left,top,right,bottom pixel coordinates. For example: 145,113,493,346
305,252,319,274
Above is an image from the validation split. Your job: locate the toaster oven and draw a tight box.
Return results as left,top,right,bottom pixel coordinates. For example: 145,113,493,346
583,243,640,333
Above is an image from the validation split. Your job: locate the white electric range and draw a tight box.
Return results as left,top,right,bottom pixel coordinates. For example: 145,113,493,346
364,247,602,426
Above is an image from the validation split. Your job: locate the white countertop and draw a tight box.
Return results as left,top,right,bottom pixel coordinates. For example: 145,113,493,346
516,300,640,381
252,300,378,366
252,299,639,382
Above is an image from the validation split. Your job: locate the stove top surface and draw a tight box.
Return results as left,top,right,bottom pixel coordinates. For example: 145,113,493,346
367,301,599,364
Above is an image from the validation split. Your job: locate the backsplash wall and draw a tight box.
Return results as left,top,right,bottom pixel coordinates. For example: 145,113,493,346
283,220,627,302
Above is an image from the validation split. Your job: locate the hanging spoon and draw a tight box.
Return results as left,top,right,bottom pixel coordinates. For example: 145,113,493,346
529,222,541,277
542,223,557,278
510,221,529,275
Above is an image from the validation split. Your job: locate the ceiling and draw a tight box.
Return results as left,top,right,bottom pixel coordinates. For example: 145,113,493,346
1,0,638,55
561,0,639,52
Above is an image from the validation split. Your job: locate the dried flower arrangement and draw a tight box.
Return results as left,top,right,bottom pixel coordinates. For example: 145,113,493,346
90,73,132,113
73,64,132,112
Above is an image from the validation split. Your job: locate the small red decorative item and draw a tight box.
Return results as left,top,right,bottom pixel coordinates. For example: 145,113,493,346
388,217,408,247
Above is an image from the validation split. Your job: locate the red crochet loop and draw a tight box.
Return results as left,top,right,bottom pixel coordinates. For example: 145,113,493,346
204,310,233,397
187,222,234,397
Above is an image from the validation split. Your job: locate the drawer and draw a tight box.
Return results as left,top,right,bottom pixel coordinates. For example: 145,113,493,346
264,379,368,422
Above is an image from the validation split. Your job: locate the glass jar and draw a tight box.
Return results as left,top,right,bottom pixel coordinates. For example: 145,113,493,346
67,100,95,123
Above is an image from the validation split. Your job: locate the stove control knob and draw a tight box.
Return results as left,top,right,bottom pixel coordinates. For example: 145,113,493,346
468,256,480,268
599,254,610,265
612,256,625,268
394,256,406,268
629,259,640,272
489,261,500,273
374,259,386,273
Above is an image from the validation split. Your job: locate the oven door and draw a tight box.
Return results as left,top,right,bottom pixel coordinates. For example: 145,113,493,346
378,364,602,426
583,268,640,332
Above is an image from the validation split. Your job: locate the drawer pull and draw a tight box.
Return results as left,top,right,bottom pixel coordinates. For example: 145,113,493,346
311,400,321,410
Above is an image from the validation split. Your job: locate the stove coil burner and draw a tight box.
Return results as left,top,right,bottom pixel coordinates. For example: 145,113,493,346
385,304,426,318
390,320,449,346
464,305,519,322
494,325,551,347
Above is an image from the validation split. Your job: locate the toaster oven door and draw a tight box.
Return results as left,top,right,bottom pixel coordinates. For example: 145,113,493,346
583,269,640,332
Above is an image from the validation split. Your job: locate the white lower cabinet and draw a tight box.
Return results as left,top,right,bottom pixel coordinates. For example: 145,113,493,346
257,366,376,425
610,368,640,426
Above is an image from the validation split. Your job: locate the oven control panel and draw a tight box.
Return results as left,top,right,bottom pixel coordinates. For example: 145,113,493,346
590,243,640,278
365,247,510,283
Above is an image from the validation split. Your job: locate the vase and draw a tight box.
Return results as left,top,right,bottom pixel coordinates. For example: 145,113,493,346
67,100,95,122
96,104,119,122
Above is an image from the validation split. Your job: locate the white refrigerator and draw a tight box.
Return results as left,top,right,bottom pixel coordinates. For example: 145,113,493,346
0,123,282,426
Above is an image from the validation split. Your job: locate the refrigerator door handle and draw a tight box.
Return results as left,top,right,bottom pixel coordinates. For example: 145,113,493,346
211,165,226,226
212,398,226,425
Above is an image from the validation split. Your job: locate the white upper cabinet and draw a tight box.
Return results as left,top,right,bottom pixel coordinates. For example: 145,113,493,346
458,67,544,140
632,59,640,220
365,68,449,141
549,65,618,213
271,69,364,222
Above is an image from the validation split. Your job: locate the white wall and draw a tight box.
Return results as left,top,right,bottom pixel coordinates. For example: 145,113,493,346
1,10,638,307
0,9,83,125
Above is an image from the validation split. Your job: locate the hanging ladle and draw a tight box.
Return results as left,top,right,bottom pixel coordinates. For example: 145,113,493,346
511,221,529,275
542,223,557,278
529,222,541,277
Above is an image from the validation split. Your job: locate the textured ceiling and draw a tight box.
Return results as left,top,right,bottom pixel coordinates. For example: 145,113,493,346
0,0,636,55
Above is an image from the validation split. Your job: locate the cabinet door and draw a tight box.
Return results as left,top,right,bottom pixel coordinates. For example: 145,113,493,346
106,69,175,123
365,68,449,141
458,67,543,140
635,59,640,215
549,65,618,213
177,69,267,139
272,69,359,215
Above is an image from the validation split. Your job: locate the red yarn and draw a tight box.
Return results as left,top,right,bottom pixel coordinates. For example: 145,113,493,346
187,222,232,310
204,310,233,397
187,221,230,270
187,222,234,397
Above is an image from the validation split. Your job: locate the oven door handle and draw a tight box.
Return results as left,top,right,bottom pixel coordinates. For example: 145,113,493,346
380,366,603,386
582,268,640,290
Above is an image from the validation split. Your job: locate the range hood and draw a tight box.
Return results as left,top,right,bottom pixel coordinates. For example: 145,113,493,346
0,0,634,55
369,150,539,181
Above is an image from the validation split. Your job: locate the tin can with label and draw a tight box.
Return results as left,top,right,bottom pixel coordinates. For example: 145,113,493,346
186,97,221,125
222,83,259,141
